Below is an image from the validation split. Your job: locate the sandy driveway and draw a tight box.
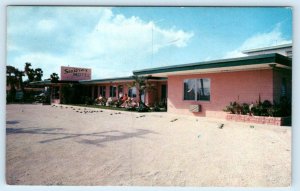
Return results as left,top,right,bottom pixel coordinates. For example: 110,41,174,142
6,104,291,186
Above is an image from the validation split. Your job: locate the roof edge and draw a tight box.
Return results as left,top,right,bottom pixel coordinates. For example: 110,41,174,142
133,53,291,76
79,76,167,84
242,43,292,53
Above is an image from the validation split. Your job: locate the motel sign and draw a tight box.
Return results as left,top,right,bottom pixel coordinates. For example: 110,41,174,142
61,66,91,81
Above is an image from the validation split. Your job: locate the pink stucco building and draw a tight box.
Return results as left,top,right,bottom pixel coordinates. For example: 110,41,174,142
80,76,167,107
32,44,292,120
133,53,291,118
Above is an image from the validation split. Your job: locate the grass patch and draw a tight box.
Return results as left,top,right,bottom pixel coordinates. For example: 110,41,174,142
68,104,132,112
64,104,167,113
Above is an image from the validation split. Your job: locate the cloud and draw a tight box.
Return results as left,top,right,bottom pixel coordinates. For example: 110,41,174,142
72,9,193,59
37,19,56,31
203,56,212,61
223,50,247,59
7,7,194,79
223,24,292,58
12,53,65,78
7,7,109,55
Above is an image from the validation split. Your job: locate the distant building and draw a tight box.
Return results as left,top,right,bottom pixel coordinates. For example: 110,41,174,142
242,43,292,58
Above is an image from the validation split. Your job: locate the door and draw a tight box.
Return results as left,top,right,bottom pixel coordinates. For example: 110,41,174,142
161,84,167,101
94,86,98,99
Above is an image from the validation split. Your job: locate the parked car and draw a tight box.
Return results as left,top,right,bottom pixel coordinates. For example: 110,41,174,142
34,93,46,103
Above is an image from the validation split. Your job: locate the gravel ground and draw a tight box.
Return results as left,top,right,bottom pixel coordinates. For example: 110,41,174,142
6,104,291,186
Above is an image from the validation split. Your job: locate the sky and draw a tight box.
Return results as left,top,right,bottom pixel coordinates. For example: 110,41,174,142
6,6,292,80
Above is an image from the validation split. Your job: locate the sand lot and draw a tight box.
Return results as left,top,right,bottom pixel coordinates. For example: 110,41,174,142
6,104,291,186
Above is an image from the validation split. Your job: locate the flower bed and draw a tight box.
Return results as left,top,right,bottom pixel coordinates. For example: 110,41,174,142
226,114,291,126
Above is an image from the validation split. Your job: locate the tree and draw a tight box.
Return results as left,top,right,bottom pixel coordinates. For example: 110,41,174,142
7,66,18,91
34,68,43,81
128,75,156,109
15,68,25,91
6,66,24,102
24,62,31,74
50,73,59,83
24,62,43,82
24,62,35,82
7,66,24,90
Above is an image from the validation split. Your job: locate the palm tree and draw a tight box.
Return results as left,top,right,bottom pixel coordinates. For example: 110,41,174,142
34,68,43,81
50,73,59,83
24,62,44,82
24,62,31,74
14,68,25,91
129,75,156,107
24,62,35,82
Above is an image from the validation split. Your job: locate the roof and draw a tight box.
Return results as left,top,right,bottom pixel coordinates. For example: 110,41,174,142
29,80,79,86
79,76,134,84
29,80,52,86
242,43,292,54
133,53,291,77
79,76,167,85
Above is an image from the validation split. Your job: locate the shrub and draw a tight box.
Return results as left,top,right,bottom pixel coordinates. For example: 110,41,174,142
271,96,291,117
114,99,123,108
262,100,272,116
279,96,291,117
241,103,250,115
223,102,235,114
250,100,274,116
125,106,136,111
225,97,291,117
224,101,243,114
95,96,107,106
106,97,118,107
137,103,150,112
152,103,161,112
82,96,94,105
158,99,167,109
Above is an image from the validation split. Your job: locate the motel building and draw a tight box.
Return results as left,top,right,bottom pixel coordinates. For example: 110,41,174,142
80,76,168,107
32,43,292,120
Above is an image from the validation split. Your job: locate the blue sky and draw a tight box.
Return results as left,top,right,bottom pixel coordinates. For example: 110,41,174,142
7,6,292,80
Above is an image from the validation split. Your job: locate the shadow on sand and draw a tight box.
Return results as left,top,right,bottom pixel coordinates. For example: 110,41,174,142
6,120,20,125
6,127,158,147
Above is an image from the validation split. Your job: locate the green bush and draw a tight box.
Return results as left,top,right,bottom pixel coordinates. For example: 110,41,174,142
125,106,136,111
83,96,94,105
241,103,250,115
251,100,277,116
224,101,243,114
225,96,291,117
152,103,161,112
137,103,150,112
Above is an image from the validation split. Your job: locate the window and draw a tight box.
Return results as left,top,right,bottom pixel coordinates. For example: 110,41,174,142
109,86,117,97
184,78,210,101
184,79,196,100
99,86,106,97
128,87,137,98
